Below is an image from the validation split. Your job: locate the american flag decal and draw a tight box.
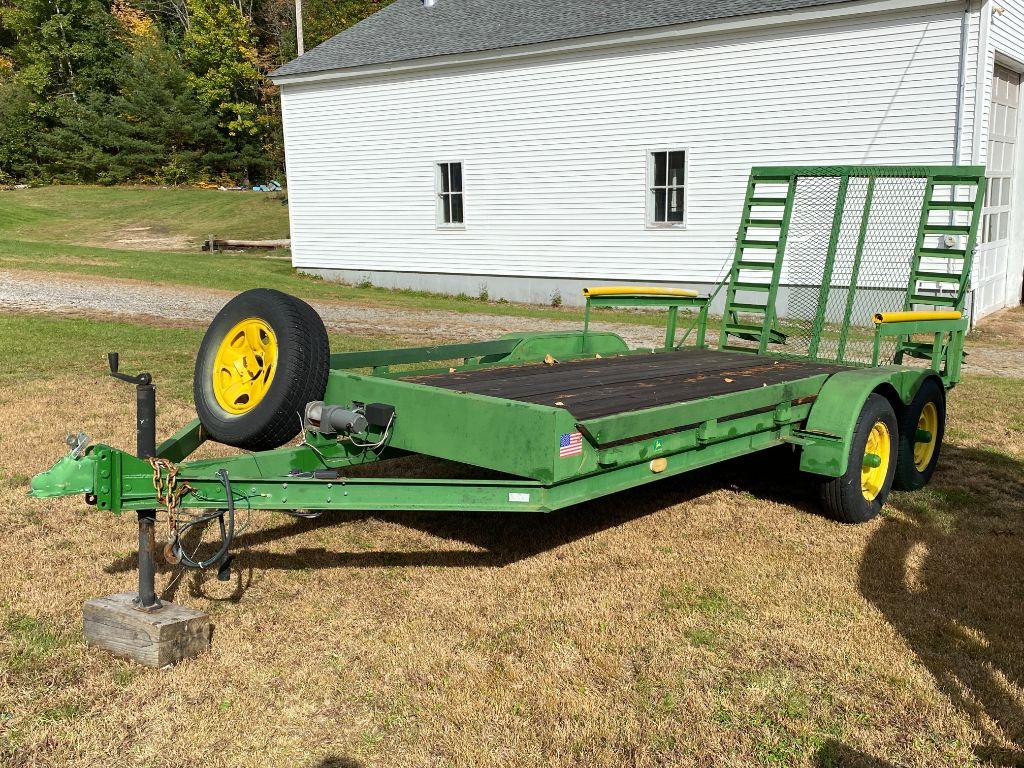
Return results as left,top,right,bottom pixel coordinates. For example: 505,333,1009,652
559,431,583,458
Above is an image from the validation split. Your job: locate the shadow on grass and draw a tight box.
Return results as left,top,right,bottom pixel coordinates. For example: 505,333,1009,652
104,446,820,599
814,738,900,767
311,757,364,768
859,445,1024,766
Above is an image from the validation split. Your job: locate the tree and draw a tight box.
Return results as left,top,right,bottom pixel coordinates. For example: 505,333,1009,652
181,0,262,139
301,0,390,51
0,0,127,101
0,82,44,182
0,0,396,184
40,39,235,183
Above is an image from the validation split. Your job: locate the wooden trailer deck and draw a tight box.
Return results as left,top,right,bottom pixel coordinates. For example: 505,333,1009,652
403,348,848,420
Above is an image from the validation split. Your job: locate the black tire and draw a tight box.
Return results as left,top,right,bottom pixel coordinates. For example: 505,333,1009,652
819,394,898,524
892,378,945,491
193,289,329,451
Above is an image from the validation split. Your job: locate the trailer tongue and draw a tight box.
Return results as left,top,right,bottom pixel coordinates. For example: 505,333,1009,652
30,165,985,614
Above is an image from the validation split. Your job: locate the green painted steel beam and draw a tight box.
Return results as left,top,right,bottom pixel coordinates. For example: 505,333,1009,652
156,418,206,463
330,339,520,370
837,176,876,362
808,173,850,360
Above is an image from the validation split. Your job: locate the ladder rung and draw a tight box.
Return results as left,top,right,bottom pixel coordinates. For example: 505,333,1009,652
721,343,758,352
724,323,766,335
927,200,976,211
740,240,780,250
918,247,967,258
924,224,972,235
732,282,771,292
752,174,793,183
931,175,979,184
730,303,768,313
915,271,963,283
909,294,959,307
749,197,789,206
736,261,776,270
745,218,783,227
724,325,788,344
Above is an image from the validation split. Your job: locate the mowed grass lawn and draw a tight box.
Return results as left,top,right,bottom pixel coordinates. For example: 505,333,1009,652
0,186,666,327
0,311,1021,767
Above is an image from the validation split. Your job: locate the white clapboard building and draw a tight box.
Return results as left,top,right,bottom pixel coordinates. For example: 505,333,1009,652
272,0,1024,318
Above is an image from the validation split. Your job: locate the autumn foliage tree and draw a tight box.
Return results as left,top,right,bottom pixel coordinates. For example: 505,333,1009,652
0,0,394,184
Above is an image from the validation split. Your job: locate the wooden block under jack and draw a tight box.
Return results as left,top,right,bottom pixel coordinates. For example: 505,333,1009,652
83,593,211,668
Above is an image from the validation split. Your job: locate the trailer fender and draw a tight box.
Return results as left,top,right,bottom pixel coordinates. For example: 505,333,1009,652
799,367,940,477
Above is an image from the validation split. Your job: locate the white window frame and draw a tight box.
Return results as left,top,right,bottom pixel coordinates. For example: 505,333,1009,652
646,148,688,229
436,160,466,229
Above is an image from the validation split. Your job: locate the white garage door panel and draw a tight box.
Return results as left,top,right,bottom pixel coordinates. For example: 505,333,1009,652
975,64,1020,317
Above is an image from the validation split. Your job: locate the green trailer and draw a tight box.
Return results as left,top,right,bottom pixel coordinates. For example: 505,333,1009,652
30,164,985,607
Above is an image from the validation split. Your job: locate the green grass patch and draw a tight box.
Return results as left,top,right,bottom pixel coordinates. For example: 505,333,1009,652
4,613,70,672
0,185,291,244
0,313,394,402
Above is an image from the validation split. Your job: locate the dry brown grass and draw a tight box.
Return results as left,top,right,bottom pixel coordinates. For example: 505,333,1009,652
0,328,1022,767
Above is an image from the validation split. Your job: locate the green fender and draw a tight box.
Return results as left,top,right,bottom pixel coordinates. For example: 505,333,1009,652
799,366,941,477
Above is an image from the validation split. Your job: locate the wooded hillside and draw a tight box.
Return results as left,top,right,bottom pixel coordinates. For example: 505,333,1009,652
0,0,392,185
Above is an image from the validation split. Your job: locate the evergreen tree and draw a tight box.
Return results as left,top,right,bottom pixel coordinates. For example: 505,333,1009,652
40,39,234,183
0,82,43,182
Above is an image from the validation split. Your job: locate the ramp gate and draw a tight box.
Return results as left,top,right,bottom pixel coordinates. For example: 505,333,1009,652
718,165,986,366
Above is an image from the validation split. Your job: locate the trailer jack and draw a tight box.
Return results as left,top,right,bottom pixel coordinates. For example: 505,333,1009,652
34,354,214,666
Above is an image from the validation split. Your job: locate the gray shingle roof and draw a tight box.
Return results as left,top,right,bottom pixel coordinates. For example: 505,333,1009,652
272,0,860,79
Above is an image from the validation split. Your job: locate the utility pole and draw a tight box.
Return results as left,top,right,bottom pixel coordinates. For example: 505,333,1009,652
295,0,304,55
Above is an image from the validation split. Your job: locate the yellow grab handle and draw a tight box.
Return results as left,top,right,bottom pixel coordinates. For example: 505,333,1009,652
583,286,699,298
872,310,962,324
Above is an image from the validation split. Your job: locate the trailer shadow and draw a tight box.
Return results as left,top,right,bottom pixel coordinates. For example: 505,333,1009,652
858,444,1024,765
104,446,820,596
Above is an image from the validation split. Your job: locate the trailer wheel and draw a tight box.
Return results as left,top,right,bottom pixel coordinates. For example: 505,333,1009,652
193,289,329,451
819,394,898,524
892,378,945,491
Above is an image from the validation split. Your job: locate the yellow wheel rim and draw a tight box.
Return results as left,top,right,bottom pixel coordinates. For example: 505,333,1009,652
212,318,278,415
861,421,891,502
913,402,939,471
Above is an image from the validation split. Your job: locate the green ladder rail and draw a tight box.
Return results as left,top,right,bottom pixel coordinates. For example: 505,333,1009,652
718,165,987,364
718,170,796,353
903,172,986,312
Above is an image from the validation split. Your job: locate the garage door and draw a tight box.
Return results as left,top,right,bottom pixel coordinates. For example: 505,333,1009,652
974,63,1020,318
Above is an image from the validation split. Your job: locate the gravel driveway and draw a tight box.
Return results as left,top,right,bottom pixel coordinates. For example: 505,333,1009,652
2,269,1019,376
0,269,667,347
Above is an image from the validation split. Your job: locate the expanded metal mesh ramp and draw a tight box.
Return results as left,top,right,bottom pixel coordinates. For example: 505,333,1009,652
719,166,985,366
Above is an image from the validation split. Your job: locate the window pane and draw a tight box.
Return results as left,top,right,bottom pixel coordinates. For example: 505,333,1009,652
442,194,452,223
449,162,463,193
668,187,685,222
450,193,464,223
667,152,686,187
654,188,667,222
440,163,450,193
653,152,667,187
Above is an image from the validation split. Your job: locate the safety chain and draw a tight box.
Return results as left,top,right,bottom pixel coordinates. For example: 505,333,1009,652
148,457,194,545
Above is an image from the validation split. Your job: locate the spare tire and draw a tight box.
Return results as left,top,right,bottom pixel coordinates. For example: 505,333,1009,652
193,289,329,451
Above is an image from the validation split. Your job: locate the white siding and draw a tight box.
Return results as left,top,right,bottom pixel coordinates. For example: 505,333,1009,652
281,6,968,288
991,0,1024,65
